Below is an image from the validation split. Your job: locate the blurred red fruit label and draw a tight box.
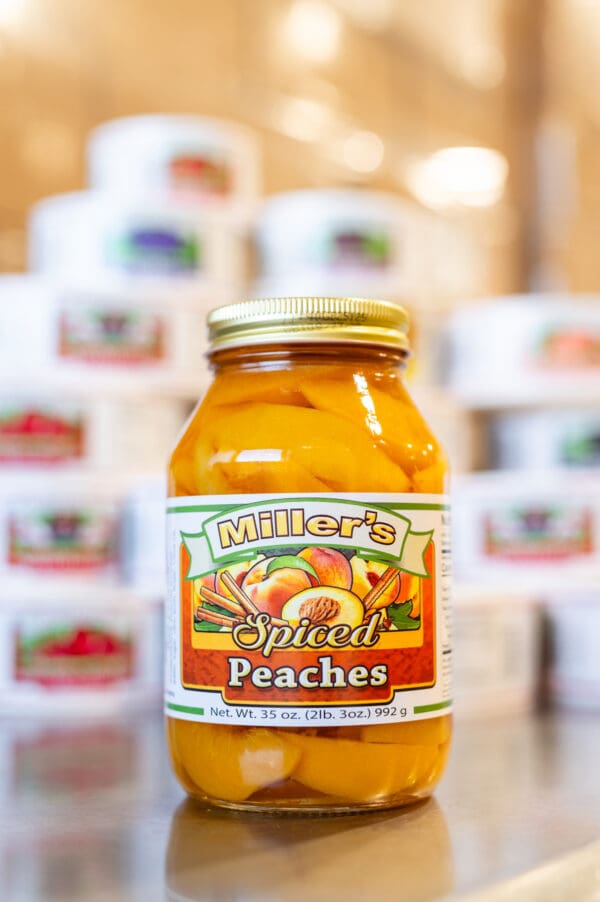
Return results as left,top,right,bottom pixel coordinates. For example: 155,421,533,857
8,508,117,571
14,622,134,686
169,154,231,195
166,494,452,727
534,327,600,369
0,405,84,463
59,308,165,364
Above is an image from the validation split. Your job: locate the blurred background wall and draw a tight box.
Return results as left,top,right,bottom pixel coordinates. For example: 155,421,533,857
0,0,556,294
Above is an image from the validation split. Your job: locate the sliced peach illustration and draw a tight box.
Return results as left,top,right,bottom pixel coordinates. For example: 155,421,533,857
298,547,352,590
351,558,420,613
351,558,401,609
281,586,364,628
241,560,312,620
408,581,421,619
169,721,300,803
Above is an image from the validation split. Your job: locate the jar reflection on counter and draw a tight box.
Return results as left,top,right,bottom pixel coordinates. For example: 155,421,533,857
166,797,454,900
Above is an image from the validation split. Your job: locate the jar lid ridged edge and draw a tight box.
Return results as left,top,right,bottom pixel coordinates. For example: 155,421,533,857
207,296,410,351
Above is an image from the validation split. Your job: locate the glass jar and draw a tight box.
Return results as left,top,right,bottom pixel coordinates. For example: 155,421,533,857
166,297,452,814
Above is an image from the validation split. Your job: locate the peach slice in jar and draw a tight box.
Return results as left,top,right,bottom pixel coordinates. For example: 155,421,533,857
300,378,440,475
212,458,330,493
286,732,439,803
359,715,452,746
200,402,412,492
168,721,301,804
203,367,316,408
411,461,448,493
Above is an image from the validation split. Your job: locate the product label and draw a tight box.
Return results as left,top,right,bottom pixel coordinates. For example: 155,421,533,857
8,507,117,571
169,153,231,195
534,326,600,369
561,429,600,466
109,226,201,274
0,405,84,463
483,505,594,561
166,494,452,727
59,309,165,365
327,229,391,269
14,620,134,686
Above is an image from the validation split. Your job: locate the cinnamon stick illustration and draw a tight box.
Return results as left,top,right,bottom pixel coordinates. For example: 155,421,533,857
363,566,399,611
220,569,260,616
194,606,241,629
200,569,288,627
198,585,245,617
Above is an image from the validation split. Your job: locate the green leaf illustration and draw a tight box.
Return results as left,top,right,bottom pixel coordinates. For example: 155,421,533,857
387,600,420,631
266,555,318,581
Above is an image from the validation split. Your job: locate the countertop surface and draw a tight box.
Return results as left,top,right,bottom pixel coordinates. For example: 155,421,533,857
2,711,600,901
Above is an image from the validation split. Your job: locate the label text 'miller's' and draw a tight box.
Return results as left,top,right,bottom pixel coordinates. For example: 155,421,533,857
217,507,395,550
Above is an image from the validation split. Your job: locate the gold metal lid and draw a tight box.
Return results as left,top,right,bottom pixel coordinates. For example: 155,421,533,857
207,297,410,352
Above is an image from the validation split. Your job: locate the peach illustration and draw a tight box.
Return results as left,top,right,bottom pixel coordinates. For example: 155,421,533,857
241,560,312,620
282,586,364,628
298,547,352,589
216,555,264,601
350,558,401,609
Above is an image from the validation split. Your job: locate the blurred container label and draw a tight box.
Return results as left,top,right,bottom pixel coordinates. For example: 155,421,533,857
59,308,165,364
107,226,202,274
483,505,594,561
14,620,134,686
169,152,231,195
534,325,600,369
0,404,84,463
326,229,391,269
8,507,117,571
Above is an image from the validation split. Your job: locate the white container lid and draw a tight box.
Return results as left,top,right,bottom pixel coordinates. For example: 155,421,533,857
452,470,600,589
0,275,213,401
447,294,600,408
492,408,600,470
0,586,163,716
88,114,260,210
255,188,427,292
28,191,246,286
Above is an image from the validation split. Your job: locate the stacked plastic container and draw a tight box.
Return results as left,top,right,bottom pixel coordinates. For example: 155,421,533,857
447,294,600,714
0,114,260,714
